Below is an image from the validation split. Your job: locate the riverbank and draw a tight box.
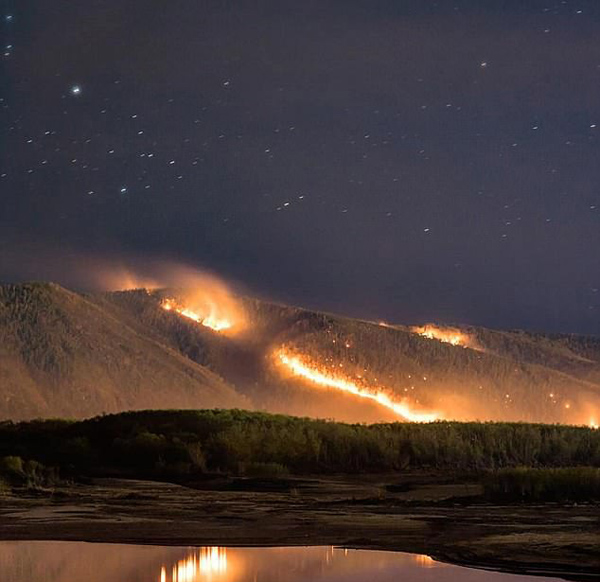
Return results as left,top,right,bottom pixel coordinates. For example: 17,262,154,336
0,475,598,581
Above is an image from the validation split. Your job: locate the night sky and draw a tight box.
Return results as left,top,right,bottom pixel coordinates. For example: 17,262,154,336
2,0,599,334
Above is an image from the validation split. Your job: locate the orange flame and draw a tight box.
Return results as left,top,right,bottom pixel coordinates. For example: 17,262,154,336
276,348,440,423
162,298,234,333
411,325,474,349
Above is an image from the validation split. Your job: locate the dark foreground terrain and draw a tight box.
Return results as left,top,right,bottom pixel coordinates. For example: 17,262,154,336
0,410,599,580
0,474,598,581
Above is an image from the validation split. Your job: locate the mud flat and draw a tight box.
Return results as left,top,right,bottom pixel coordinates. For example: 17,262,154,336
0,475,598,580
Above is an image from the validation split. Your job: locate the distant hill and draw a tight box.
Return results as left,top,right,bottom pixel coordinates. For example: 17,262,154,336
0,282,598,424
101,289,600,425
0,283,248,420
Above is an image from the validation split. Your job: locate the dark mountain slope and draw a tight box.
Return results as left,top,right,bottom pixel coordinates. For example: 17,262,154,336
0,283,248,420
101,290,600,425
0,281,597,424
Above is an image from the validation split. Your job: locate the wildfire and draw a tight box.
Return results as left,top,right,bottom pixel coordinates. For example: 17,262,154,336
160,547,228,582
590,418,599,430
162,298,234,333
411,325,473,348
276,349,440,423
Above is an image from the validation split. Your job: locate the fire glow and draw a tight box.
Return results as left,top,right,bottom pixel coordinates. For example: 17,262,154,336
162,298,234,332
160,547,228,582
412,325,474,348
276,349,440,423
413,555,440,568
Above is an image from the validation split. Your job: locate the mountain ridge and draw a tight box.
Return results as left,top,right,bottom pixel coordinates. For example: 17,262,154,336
99,286,600,425
0,282,249,420
0,281,598,424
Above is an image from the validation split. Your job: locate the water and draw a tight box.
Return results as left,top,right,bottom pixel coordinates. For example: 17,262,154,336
0,542,561,582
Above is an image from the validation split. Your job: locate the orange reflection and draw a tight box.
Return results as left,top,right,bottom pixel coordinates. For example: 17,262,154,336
161,548,227,582
276,348,440,423
413,555,436,568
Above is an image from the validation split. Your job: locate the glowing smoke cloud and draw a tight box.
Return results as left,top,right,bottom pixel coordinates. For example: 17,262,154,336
100,262,248,335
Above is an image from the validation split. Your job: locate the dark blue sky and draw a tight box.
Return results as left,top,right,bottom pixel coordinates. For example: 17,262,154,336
1,0,599,333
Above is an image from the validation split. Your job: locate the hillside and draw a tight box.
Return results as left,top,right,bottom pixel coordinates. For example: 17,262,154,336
0,281,598,424
0,283,248,420
100,289,600,425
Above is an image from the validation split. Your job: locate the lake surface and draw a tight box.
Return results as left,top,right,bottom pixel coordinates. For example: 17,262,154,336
0,542,561,582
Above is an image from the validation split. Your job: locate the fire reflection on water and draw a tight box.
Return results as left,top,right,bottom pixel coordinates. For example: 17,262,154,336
161,548,228,582
413,555,438,568
158,546,444,582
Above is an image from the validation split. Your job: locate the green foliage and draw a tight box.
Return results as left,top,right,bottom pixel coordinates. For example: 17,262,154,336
0,411,598,482
0,455,24,477
484,467,600,502
0,477,10,494
0,455,59,489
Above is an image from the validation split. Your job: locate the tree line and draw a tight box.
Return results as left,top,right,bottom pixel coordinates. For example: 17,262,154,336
1,410,598,482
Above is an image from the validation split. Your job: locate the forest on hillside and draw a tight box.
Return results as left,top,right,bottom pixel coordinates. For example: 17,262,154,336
103,289,600,425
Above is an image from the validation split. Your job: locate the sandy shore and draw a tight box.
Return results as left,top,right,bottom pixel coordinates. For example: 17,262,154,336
0,477,598,580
